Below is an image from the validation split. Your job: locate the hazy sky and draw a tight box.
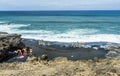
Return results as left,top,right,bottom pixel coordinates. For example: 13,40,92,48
0,0,120,10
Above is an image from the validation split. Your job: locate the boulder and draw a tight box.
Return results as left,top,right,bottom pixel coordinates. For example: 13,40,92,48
0,32,25,62
38,40,51,46
106,51,118,58
104,43,120,58
40,54,48,60
0,32,8,34
84,45,92,48
69,42,84,48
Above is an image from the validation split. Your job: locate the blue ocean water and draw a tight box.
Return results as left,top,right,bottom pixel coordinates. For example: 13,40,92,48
0,11,120,43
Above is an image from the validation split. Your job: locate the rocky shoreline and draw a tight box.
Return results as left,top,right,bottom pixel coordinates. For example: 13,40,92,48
22,38,120,60
1,32,120,62
0,32,120,76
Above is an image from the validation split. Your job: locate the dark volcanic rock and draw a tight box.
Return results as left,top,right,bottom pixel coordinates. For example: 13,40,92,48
38,40,51,46
69,42,83,48
104,43,120,58
0,32,8,34
40,54,48,60
0,32,25,62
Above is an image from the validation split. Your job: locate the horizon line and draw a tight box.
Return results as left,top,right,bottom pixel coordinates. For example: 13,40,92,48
0,10,120,11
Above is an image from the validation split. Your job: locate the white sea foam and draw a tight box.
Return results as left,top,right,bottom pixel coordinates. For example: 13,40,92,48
66,29,99,35
14,30,54,34
23,34,120,43
0,23,120,43
0,23,30,33
14,28,97,36
22,33,120,43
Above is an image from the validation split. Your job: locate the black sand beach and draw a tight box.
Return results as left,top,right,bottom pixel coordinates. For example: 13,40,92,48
22,39,108,61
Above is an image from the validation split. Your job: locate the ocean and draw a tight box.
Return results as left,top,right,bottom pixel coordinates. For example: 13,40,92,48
0,11,120,43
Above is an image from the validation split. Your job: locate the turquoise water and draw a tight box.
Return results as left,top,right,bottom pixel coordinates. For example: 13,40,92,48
0,11,120,43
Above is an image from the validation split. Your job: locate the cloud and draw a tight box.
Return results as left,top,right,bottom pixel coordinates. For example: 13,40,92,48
0,0,120,10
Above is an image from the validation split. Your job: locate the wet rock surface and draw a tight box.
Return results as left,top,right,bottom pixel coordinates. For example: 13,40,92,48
101,43,120,58
0,32,25,62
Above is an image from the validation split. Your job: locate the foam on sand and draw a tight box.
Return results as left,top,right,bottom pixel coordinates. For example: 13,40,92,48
22,34,120,43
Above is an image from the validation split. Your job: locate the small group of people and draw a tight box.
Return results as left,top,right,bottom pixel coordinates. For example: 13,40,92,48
15,47,33,56
8,47,33,58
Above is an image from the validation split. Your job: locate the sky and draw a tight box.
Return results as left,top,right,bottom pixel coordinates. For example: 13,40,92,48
0,0,120,10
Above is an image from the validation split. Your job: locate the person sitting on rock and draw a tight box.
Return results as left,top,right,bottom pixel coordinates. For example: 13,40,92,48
22,48,27,56
29,48,33,56
17,49,22,56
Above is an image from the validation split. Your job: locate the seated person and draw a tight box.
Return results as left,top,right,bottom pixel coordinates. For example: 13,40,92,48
29,48,33,56
17,49,22,56
22,48,27,56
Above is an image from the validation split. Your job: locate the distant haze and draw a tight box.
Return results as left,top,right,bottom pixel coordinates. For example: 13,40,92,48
0,0,120,10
